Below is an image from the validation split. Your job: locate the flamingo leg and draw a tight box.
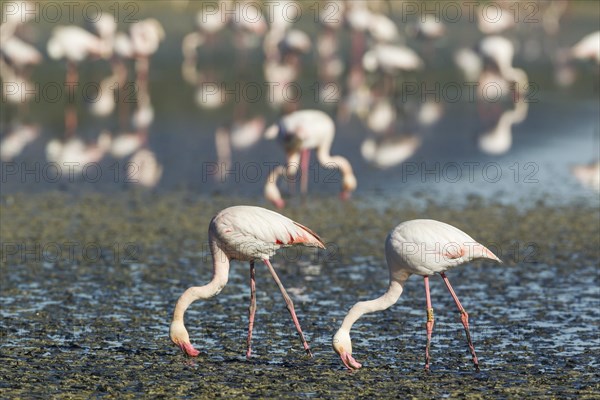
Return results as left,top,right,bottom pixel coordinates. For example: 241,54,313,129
424,275,435,371
300,148,310,195
65,61,78,137
286,152,300,196
263,258,312,357
246,261,257,359
440,272,480,372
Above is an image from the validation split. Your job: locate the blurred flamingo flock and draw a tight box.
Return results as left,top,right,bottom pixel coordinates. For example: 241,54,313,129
1,0,598,202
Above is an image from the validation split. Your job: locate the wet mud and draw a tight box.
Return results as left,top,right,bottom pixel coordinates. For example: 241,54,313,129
1,192,599,398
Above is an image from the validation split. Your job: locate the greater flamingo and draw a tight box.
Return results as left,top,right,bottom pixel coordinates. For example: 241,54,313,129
571,31,600,65
479,36,528,98
170,206,325,359
333,219,501,371
571,161,600,192
47,20,114,136
263,110,357,208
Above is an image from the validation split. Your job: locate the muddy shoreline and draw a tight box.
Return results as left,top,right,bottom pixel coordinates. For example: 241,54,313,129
1,192,599,398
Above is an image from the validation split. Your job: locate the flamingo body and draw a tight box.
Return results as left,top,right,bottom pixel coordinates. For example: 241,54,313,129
385,220,500,276
170,206,325,358
209,206,324,261
264,110,357,207
333,219,500,371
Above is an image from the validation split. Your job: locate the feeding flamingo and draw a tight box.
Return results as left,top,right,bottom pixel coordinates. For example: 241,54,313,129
170,205,325,359
263,110,357,208
333,219,501,371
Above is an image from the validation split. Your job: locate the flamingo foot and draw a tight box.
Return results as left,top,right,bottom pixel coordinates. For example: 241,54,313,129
340,351,362,370
178,342,200,357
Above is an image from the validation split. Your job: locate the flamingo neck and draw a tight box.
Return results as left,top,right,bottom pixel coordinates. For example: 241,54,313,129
172,243,230,322
340,278,407,333
317,147,356,187
264,165,286,207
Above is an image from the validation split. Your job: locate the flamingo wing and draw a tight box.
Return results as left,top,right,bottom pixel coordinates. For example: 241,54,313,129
210,206,325,260
388,219,500,275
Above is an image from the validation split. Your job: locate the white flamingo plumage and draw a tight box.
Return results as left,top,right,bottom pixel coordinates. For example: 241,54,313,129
363,44,423,74
0,124,39,161
170,205,325,358
479,98,529,155
333,219,501,371
45,131,112,173
361,135,421,169
571,31,600,65
571,161,600,192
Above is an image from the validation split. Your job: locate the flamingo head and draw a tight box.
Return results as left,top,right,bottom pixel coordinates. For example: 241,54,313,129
273,198,286,209
333,329,362,370
340,174,357,200
169,320,200,357
264,164,287,209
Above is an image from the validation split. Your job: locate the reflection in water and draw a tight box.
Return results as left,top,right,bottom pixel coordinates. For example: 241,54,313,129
455,34,531,157
110,131,147,159
0,124,39,162
479,99,529,156
128,148,163,188
46,131,112,173
214,116,266,173
571,31,600,64
554,30,599,87
0,1,597,203
361,134,421,170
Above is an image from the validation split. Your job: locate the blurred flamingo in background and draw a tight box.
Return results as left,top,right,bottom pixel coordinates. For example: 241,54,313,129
170,205,325,358
554,31,600,87
363,43,423,97
333,219,501,371
0,124,39,161
571,31,600,65
46,131,112,174
479,36,529,99
264,110,357,208
361,134,421,169
0,5,41,160
47,18,114,137
479,98,529,155
214,117,266,174
571,161,600,192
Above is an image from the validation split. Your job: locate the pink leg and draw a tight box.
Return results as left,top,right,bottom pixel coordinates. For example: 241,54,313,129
65,62,78,137
263,259,312,357
440,272,480,371
300,148,310,195
424,275,435,371
246,261,257,359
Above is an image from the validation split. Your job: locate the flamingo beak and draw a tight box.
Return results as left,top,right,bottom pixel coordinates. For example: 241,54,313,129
178,341,200,357
340,191,352,201
340,351,362,370
273,198,286,209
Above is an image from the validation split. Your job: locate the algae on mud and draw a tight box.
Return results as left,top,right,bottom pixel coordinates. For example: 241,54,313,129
1,192,599,398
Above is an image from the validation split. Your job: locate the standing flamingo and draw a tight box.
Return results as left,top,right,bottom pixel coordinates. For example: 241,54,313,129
333,219,501,371
47,22,114,137
263,110,357,208
170,206,325,359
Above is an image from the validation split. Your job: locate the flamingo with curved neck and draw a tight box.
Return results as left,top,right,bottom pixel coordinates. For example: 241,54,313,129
170,205,325,359
333,219,501,371
264,110,357,208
